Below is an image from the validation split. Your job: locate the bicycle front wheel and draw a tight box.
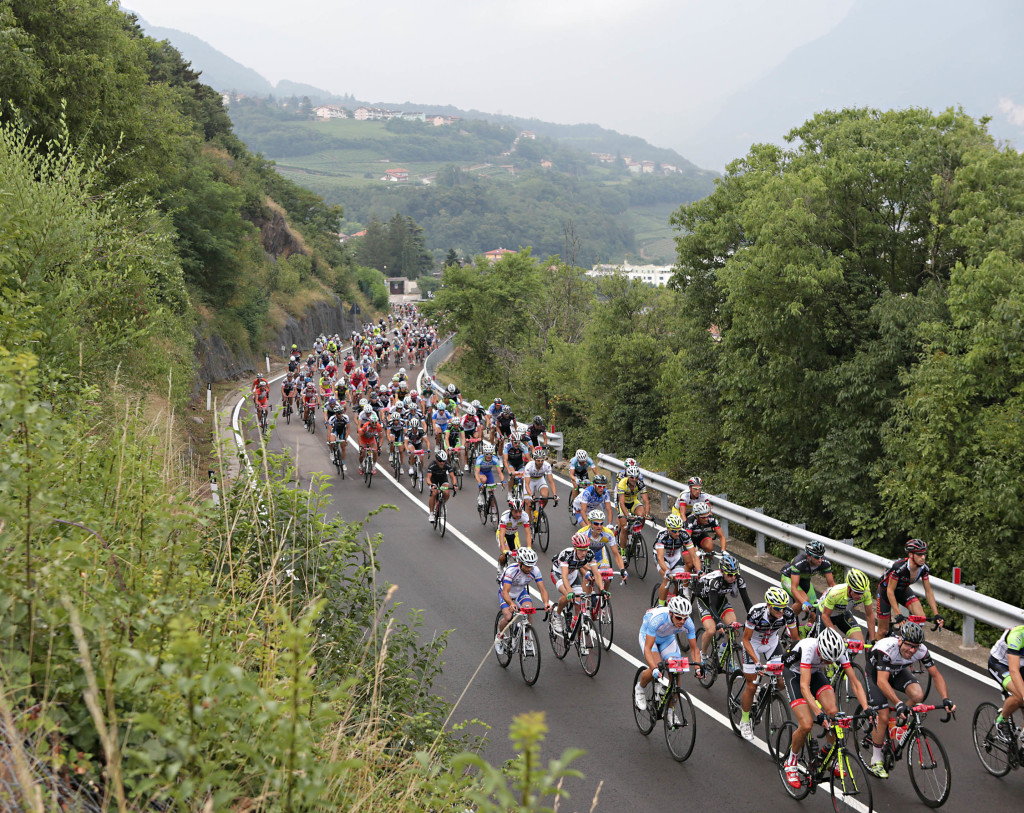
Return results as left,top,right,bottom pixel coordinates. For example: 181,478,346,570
775,721,812,799
364,458,373,487
834,662,866,715
910,658,932,701
535,512,549,552
417,465,425,494
906,727,950,808
725,672,746,737
549,615,568,660
437,500,447,538
520,625,541,685
632,667,656,735
597,596,613,652
493,612,512,668
765,690,792,763
576,617,602,677
829,748,873,813
664,688,697,762
478,492,488,525
972,701,1012,777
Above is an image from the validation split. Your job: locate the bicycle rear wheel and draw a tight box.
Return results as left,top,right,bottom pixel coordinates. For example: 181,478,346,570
535,512,549,552
333,446,343,477
906,727,950,808
765,690,792,762
910,659,932,701
549,615,569,660
576,616,601,677
829,747,873,813
633,532,649,579
632,667,656,735
775,721,812,799
972,702,1012,776
493,612,512,668
834,662,866,715
597,596,613,652
520,625,541,685
664,688,697,762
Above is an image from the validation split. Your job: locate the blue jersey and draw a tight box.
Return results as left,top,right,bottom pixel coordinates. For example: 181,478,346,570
432,409,452,430
571,455,595,476
640,607,697,643
578,484,611,510
475,454,500,473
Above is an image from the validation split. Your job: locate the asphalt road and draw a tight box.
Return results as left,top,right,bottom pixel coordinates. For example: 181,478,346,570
237,361,1023,812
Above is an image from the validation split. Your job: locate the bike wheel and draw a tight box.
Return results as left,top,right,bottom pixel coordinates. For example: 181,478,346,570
417,464,424,494
576,616,602,677
438,500,447,538
775,720,812,799
598,596,613,651
364,457,373,487
535,512,549,552
285,404,291,424
549,615,569,660
632,667,657,735
664,688,697,762
487,494,499,525
333,448,343,477
649,582,661,608
829,747,873,813
493,612,512,668
478,493,488,525
454,467,463,490
519,625,541,685
972,702,1012,777
906,727,950,808
834,662,866,715
911,659,932,701
633,532,649,579
725,672,746,737
765,690,792,763
696,634,717,689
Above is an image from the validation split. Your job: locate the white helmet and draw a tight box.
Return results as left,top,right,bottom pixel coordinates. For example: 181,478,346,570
399,367,407,375
817,627,847,663
517,548,538,567
359,410,373,422
625,457,638,467
625,464,641,478
667,595,691,617
587,509,606,524
692,501,711,516
482,442,495,455
575,449,588,462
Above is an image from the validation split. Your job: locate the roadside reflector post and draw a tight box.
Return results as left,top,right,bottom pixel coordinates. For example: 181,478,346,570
963,584,977,647
206,382,212,411
754,507,765,556
265,353,270,374
209,469,220,506
952,566,962,585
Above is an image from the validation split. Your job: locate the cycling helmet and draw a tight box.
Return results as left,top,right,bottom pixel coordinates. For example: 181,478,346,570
410,391,420,400
494,397,503,405
587,509,606,524
692,501,711,516
403,396,413,407
665,514,685,532
409,418,420,429
435,450,448,463
508,498,524,512
471,399,481,408
765,586,789,609
687,476,704,488
847,569,870,594
532,447,546,461
517,548,538,567
571,532,590,549
898,621,924,646
508,431,520,442
624,464,641,478
905,538,928,554
291,343,298,350
533,415,543,425
805,540,826,558
399,367,407,375
720,553,740,575
575,449,588,462
625,457,637,467
482,442,495,455
326,396,337,407
667,595,692,618
388,412,401,423
359,410,373,422
447,383,456,394
423,374,432,384
817,626,847,663
501,405,512,415
358,398,369,408
593,474,608,486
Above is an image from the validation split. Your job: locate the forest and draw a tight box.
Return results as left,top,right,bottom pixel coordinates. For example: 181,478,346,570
424,106,1024,619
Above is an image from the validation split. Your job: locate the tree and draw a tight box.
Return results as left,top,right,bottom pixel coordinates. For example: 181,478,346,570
444,248,460,267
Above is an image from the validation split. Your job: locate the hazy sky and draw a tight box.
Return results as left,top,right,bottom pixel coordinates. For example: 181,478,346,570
125,0,855,166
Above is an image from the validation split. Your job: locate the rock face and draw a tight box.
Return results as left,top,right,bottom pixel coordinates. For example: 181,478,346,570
193,296,359,391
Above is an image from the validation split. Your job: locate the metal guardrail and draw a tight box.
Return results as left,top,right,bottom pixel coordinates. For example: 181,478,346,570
422,336,565,460
597,453,1024,647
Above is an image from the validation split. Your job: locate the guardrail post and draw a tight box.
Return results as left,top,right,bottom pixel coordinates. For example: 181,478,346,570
209,469,220,506
963,585,977,647
265,353,270,374
754,507,765,556
657,473,670,512
206,382,212,412
715,493,729,538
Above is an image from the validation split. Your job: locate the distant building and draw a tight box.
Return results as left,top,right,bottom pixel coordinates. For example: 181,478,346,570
520,130,536,140
382,168,409,182
540,159,552,169
588,262,674,287
314,105,348,119
483,248,516,264
401,111,426,122
641,160,655,174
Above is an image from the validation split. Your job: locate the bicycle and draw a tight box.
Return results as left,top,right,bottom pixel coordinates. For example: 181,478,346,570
283,396,293,425
548,593,603,677
530,495,554,552
697,620,743,689
589,568,616,651
429,483,451,537
623,514,649,580
649,566,695,608
449,443,464,489
508,470,526,502
389,442,402,481
303,404,316,434
725,660,791,759
852,702,953,807
477,482,500,526
409,449,426,493
823,638,869,715
972,697,1024,777
494,605,547,685
774,712,874,813
568,477,590,526
257,405,269,436
632,657,698,762
360,443,378,487
329,439,345,479
893,614,941,701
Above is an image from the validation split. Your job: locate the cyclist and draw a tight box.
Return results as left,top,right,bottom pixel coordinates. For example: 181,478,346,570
581,509,627,583
816,569,877,660
671,476,709,522
549,532,606,633
325,399,349,470
635,595,705,712
356,409,384,469
526,415,547,449
251,373,268,396
301,380,319,424
781,626,873,789
654,514,697,605
474,441,506,508
486,397,504,440
431,400,454,448
523,447,557,519
425,450,458,523
441,414,467,473
864,621,956,777
404,417,430,477
568,449,596,516
495,548,554,655
385,410,406,471
988,625,1024,742
684,501,728,558
572,473,614,527
445,381,462,407
333,372,350,409
615,464,650,550
459,408,483,471
875,539,944,640
281,372,297,416
495,404,517,443
288,344,301,363
738,587,799,740
693,552,753,664
497,498,533,568
503,431,529,497
781,540,836,624
253,384,270,427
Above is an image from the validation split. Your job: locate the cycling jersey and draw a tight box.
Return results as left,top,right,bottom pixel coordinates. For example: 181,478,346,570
496,412,516,435
460,414,480,434
524,460,552,481
654,528,693,556
551,547,595,576
685,514,722,541
583,527,618,567
327,412,349,436
426,460,452,486
781,551,833,592
695,569,749,603
882,557,930,591
574,484,611,512
571,457,594,477
785,636,852,672
990,626,1024,666
640,607,697,643
674,489,707,516
526,424,545,447
616,476,647,505
504,442,527,469
498,510,530,537
405,426,427,448
500,562,543,592
869,636,934,675
475,454,501,473
745,603,797,645
818,582,873,616
432,408,453,431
